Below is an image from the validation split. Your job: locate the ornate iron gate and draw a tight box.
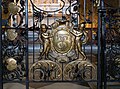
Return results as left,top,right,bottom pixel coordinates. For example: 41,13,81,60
0,0,119,89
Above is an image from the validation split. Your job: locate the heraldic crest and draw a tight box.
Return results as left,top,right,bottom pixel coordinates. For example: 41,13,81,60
30,19,96,81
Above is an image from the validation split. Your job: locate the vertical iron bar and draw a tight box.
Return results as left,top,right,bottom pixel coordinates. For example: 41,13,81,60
32,6,36,79
90,0,94,79
77,0,79,30
54,12,57,79
25,0,29,88
84,0,86,22
39,9,42,61
70,0,72,23
83,0,86,53
98,0,107,89
32,6,35,80
101,0,107,89
0,0,3,88
62,63,64,81
97,4,102,89
47,12,49,26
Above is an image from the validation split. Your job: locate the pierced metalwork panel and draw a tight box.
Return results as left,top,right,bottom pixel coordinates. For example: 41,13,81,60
106,8,120,81
28,0,97,84
1,0,27,81
29,19,96,81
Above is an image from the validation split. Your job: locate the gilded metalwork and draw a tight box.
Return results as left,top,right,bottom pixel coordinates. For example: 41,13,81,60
53,29,72,54
6,29,18,41
50,20,74,56
39,24,52,59
39,20,88,62
8,2,20,15
63,60,96,80
5,58,17,71
1,0,120,88
30,60,62,81
1,0,26,81
29,20,96,81
70,24,88,60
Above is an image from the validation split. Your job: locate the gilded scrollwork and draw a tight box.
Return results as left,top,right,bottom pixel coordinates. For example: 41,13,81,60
5,57,17,71
63,60,96,81
6,29,18,41
29,60,62,81
31,19,96,81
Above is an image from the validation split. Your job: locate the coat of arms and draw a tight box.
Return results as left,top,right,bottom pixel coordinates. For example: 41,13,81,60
30,20,96,81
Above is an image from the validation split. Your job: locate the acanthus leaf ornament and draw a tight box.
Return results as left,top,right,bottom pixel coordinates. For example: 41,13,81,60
8,2,20,15
6,29,18,41
5,58,17,71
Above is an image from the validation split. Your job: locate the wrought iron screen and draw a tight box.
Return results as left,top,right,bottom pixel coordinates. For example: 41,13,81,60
0,0,119,89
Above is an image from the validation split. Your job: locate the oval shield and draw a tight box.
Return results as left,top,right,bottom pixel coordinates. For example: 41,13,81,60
53,30,72,54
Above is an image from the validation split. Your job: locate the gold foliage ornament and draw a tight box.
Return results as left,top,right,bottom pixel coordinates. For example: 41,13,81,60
63,60,96,80
6,29,18,41
30,60,62,80
8,2,20,15
6,58,17,71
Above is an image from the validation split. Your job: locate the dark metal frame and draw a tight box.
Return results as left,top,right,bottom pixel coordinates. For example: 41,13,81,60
98,0,120,89
0,0,3,88
25,0,29,89
98,0,106,89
